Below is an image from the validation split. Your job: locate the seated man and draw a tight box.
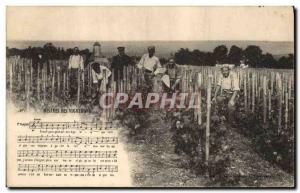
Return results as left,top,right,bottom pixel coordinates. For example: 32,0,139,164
213,64,239,122
164,59,181,92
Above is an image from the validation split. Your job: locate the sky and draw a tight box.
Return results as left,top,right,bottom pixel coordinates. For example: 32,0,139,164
6,6,294,42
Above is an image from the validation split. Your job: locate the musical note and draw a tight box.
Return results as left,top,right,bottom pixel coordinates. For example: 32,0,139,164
17,135,118,144
28,121,118,132
17,150,118,159
18,164,118,173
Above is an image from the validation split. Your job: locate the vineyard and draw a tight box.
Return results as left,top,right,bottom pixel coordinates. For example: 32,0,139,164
6,55,295,187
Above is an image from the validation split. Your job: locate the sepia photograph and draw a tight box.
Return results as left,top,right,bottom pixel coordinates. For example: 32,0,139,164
5,6,295,188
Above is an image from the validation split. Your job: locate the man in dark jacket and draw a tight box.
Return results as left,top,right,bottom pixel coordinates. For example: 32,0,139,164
111,47,132,88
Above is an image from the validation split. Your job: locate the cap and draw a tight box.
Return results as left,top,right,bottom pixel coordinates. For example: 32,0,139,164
221,64,230,68
148,46,155,50
117,47,125,51
93,42,101,47
220,64,234,70
169,59,175,63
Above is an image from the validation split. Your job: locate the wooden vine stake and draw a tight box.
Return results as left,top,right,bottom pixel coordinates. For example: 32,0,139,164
30,59,33,91
205,74,212,164
25,59,30,111
247,72,251,110
66,69,69,93
252,73,255,113
285,92,289,130
263,76,267,124
17,59,22,90
82,69,85,93
244,73,247,113
276,73,282,133
57,62,61,95
77,69,81,106
63,72,66,97
197,73,202,125
9,58,13,95
88,63,91,96
51,70,55,101
37,63,40,100
268,89,272,120
288,76,292,100
42,66,45,102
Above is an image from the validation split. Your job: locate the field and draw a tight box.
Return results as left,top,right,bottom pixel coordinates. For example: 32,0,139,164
6,56,295,187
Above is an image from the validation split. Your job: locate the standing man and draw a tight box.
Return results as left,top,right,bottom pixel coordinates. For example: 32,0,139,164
68,47,84,98
212,64,239,122
111,47,132,91
137,46,161,91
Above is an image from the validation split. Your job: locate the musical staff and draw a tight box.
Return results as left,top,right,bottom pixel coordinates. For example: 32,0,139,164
29,121,118,132
15,119,121,178
17,150,117,158
18,164,118,173
17,135,118,144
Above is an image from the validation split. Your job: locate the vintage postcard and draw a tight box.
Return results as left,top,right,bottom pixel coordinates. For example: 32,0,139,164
6,6,295,188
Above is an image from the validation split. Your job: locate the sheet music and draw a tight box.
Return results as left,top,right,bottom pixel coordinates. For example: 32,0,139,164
7,108,132,187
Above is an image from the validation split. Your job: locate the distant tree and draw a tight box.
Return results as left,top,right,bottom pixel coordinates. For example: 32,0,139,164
213,45,228,64
227,45,243,65
191,49,206,66
243,45,263,68
204,52,216,66
174,48,192,65
278,54,294,69
8,48,21,56
260,53,278,68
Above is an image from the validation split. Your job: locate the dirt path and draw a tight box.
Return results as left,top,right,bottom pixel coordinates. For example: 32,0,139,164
120,112,294,187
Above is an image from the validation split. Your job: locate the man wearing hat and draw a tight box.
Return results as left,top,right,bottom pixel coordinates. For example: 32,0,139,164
137,46,161,91
68,47,84,98
213,64,239,122
111,47,132,91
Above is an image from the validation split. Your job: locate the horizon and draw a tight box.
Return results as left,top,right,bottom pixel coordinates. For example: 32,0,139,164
6,40,294,58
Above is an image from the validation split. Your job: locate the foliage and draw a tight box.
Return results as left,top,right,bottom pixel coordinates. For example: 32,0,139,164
173,45,294,69
7,42,294,69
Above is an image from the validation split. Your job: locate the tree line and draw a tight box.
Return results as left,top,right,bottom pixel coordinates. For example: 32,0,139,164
7,43,294,69
174,45,294,69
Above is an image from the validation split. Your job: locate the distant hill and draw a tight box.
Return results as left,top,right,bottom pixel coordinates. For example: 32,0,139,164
7,40,294,58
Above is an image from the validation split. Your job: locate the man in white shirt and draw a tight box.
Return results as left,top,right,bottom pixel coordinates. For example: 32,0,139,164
213,64,239,122
137,46,161,91
91,62,112,93
90,62,112,108
68,47,84,98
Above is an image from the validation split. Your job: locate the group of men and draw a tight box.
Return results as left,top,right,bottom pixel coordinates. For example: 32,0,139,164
67,42,240,112
67,44,183,95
